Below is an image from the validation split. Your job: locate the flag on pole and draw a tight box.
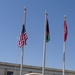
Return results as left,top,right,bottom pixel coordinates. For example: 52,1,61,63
64,16,68,42
46,19,50,42
18,25,28,48
42,12,50,75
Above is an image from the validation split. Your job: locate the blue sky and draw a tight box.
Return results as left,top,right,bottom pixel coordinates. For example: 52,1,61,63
0,0,75,71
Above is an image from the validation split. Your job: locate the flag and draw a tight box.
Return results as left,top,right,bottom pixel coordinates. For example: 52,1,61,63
18,25,28,48
46,19,50,42
64,16,68,42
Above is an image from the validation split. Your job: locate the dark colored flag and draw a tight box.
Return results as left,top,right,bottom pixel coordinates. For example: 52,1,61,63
18,25,28,48
46,19,50,42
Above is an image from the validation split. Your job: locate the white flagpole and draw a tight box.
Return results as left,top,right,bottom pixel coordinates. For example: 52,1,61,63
20,6,27,75
63,15,66,75
42,11,48,75
63,42,66,75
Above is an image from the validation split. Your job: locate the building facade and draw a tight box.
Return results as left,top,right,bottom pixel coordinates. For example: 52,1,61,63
0,62,75,75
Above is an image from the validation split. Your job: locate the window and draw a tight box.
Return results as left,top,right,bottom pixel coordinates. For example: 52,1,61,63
29,71,32,73
7,71,13,75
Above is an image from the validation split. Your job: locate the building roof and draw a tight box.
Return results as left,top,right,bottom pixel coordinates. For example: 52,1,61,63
0,62,75,74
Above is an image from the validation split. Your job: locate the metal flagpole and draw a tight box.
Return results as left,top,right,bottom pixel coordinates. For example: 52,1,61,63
20,6,27,75
63,42,66,75
63,15,67,75
42,11,48,75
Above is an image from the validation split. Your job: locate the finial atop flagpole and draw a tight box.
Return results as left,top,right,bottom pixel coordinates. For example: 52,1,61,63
24,6,27,11
64,15,66,20
45,11,48,15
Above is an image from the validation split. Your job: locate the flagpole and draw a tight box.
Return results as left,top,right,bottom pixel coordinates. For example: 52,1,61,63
20,6,27,75
63,42,66,75
42,11,48,75
63,15,67,75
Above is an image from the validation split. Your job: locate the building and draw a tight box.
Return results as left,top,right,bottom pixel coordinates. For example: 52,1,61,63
0,62,75,75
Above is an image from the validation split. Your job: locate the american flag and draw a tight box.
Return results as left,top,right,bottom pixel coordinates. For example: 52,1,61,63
18,25,28,48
